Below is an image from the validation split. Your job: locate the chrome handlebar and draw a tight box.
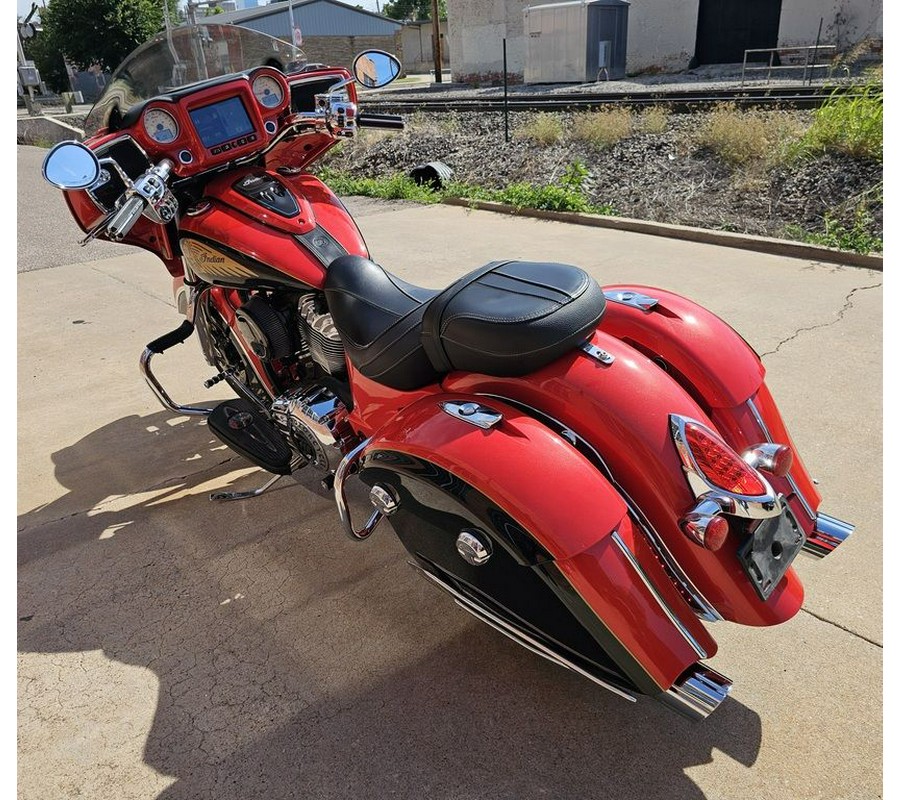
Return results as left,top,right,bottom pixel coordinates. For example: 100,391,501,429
102,158,177,242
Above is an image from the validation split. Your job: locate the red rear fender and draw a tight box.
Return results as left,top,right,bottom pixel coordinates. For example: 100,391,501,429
444,331,805,627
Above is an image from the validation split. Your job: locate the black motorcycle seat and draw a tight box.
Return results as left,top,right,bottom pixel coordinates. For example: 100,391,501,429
324,256,606,391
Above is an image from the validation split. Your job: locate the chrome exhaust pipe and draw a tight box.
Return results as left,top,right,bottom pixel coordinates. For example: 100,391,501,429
662,664,733,720
802,512,855,558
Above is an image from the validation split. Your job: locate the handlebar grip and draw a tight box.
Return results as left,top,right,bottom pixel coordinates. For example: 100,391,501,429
356,113,405,130
107,195,146,241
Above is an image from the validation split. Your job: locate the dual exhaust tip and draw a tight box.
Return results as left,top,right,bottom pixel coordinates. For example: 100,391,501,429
802,512,855,558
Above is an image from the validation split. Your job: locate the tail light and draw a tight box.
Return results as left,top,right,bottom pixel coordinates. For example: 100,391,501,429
671,416,769,497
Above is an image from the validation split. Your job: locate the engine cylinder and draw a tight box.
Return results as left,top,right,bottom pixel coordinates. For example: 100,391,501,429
297,293,346,374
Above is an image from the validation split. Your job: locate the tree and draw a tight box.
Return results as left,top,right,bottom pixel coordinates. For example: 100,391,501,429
39,0,177,73
382,0,446,22
23,30,69,94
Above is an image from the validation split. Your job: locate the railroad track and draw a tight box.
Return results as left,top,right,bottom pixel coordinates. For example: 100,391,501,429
361,83,876,114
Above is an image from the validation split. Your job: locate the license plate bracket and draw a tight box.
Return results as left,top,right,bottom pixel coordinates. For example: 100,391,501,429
738,507,805,600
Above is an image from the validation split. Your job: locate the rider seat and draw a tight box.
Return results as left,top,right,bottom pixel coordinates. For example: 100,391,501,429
324,256,606,391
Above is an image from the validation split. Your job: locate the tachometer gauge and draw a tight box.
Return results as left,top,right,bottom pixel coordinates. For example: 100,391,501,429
143,108,179,144
253,75,283,109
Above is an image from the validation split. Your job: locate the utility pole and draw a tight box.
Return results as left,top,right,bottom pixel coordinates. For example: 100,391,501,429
17,3,43,114
431,0,443,83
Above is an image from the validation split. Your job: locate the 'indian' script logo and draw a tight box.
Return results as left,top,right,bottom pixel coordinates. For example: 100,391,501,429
181,240,259,281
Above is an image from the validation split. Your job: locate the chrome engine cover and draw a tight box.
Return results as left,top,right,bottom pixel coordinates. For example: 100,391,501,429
271,384,347,473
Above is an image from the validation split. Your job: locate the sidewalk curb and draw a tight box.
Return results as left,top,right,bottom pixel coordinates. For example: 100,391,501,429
17,116,85,146
441,198,883,271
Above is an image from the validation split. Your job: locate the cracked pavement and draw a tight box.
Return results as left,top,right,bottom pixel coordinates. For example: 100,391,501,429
17,146,882,799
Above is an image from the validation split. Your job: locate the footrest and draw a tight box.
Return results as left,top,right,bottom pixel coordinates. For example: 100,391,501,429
208,399,293,475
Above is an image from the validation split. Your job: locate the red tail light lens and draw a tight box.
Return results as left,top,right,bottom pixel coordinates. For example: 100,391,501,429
684,422,768,496
703,515,730,551
768,445,794,477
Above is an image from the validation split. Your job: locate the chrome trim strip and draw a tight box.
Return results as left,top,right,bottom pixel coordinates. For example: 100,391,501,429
802,512,855,558
334,438,384,541
480,394,723,622
610,531,708,659
670,414,781,519
139,348,214,417
662,664,732,720
746,398,816,522
411,562,637,703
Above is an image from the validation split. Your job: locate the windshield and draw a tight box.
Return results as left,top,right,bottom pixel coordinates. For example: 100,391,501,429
85,24,303,136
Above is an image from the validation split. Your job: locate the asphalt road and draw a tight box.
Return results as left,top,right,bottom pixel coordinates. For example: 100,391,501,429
17,144,883,800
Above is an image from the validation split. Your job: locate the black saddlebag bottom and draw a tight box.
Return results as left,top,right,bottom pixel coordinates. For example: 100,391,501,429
421,260,606,376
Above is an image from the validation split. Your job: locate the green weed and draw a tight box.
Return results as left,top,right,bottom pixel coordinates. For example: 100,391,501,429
795,81,882,160
317,161,617,216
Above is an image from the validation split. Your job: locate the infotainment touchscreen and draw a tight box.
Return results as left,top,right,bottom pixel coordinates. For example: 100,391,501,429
189,97,256,149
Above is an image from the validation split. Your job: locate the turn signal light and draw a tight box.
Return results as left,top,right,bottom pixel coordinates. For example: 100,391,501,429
743,443,794,478
684,422,768,496
681,502,731,551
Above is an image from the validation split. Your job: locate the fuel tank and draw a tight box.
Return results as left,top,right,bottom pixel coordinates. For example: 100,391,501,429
178,168,369,290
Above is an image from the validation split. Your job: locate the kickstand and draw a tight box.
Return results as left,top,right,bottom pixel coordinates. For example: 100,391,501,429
210,473,284,502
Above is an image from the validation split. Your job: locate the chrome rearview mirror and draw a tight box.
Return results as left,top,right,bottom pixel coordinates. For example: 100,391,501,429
42,141,101,190
351,50,401,89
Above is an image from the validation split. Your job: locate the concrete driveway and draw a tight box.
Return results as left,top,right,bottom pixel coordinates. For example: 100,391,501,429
17,145,882,800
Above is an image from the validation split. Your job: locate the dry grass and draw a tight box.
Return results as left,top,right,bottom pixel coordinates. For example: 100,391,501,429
698,104,806,165
516,112,564,145
638,106,670,134
570,108,633,148
699,105,768,164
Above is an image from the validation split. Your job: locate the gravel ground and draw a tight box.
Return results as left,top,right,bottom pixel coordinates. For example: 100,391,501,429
322,108,883,243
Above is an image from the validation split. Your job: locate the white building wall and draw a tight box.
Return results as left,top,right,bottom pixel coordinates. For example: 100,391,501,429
447,0,529,78
625,0,699,72
446,0,882,80
778,0,882,48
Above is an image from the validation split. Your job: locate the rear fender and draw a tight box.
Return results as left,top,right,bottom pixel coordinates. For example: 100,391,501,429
444,331,805,626
358,393,717,694
601,285,821,530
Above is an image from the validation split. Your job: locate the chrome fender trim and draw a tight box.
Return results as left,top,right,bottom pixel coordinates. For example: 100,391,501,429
410,560,637,704
479,394,724,622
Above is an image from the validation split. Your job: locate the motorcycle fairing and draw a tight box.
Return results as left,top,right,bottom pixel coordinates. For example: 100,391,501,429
444,329,805,627
357,393,717,694
178,172,369,291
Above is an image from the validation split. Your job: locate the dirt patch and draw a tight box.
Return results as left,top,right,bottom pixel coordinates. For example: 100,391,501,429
322,109,882,243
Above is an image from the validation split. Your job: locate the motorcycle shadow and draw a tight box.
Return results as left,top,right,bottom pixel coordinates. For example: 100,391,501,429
18,409,762,800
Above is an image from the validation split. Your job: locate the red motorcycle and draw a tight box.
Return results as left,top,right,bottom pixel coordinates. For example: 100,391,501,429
42,24,852,720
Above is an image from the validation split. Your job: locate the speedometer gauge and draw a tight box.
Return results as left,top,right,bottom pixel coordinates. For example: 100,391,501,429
253,75,283,108
143,109,179,143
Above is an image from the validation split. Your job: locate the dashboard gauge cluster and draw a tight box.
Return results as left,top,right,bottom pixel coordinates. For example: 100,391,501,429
143,108,179,143
131,66,291,176
252,75,283,108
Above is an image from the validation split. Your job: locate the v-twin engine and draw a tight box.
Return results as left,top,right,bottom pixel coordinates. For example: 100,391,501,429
297,293,346,375
271,384,349,473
